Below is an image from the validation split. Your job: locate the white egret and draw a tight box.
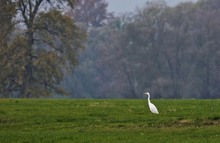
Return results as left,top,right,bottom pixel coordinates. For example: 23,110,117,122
144,92,159,114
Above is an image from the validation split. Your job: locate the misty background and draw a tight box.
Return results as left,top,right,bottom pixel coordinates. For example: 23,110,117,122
1,0,220,99
62,0,220,99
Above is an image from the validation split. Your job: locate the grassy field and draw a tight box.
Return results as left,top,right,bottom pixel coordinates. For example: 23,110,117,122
0,99,220,143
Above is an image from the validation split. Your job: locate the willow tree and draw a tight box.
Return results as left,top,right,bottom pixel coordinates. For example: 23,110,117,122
0,0,85,98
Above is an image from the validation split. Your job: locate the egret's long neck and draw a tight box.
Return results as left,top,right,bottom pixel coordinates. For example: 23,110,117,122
147,94,151,104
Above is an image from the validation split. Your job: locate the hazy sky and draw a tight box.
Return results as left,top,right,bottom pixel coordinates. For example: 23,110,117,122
106,0,198,14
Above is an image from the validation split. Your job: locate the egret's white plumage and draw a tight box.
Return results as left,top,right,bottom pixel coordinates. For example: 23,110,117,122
144,92,159,114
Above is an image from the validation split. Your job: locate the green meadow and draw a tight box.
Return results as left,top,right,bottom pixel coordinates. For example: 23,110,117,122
0,99,219,143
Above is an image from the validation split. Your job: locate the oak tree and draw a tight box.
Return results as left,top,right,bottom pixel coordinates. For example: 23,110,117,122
0,0,85,98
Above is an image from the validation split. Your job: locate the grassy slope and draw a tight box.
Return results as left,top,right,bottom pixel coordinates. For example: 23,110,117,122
0,99,220,143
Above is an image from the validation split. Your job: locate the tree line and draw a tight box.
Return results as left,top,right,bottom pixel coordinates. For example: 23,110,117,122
63,0,220,99
1,0,220,98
